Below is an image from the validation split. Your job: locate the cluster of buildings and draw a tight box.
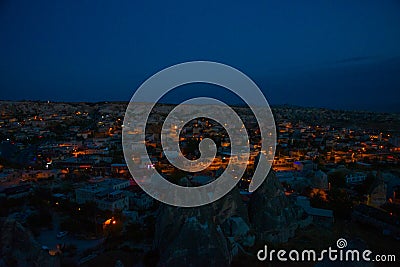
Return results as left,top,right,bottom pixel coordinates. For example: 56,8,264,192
75,177,153,211
0,101,400,237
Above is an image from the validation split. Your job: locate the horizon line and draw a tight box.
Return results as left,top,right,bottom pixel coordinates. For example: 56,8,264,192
0,99,398,115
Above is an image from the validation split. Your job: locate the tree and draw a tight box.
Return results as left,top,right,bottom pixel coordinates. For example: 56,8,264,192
355,173,375,195
329,188,353,219
328,170,347,188
26,208,52,234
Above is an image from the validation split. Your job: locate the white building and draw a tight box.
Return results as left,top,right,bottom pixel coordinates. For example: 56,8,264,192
75,178,130,211
96,190,129,211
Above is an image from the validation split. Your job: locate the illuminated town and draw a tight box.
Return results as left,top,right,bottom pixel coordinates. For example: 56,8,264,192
0,100,399,266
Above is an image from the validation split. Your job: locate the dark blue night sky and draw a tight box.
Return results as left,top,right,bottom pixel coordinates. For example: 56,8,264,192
1,1,400,112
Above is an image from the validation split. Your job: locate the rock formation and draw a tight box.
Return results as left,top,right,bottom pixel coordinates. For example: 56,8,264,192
0,217,60,267
248,171,311,243
153,171,311,266
153,186,254,267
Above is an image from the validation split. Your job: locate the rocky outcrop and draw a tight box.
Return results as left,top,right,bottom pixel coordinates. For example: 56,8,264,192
153,171,311,266
248,171,311,243
0,218,60,267
153,186,254,267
